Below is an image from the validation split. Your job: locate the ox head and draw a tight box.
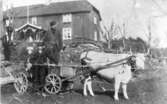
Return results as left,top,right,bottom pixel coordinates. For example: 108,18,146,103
128,54,146,71
127,55,137,72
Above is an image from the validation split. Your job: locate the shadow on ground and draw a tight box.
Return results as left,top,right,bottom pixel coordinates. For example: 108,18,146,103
1,65,167,104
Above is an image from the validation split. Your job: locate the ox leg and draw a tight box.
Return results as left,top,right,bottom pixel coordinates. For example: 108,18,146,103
87,80,94,96
122,83,129,100
83,80,88,96
114,78,121,100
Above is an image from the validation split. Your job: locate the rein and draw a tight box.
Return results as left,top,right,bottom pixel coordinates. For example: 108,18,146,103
87,55,135,72
95,62,127,72
82,51,92,61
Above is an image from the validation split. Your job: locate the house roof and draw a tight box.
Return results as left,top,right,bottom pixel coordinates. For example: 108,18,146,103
15,23,42,32
4,0,101,20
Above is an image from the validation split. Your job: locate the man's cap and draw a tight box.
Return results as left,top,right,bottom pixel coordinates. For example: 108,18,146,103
50,21,57,27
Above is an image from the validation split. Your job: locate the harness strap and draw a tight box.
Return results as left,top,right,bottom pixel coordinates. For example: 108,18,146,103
95,62,127,72
89,55,135,73
101,56,133,67
82,51,92,61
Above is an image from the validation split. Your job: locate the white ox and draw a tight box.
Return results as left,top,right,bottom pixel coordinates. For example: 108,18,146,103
80,51,145,100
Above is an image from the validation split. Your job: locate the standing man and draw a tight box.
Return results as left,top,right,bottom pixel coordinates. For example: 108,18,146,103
43,21,63,75
0,0,4,61
1,25,14,60
44,21,63,64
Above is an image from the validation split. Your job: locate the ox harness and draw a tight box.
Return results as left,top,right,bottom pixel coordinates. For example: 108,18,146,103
80,51,136,72
92,55,136,73
79,51,137,82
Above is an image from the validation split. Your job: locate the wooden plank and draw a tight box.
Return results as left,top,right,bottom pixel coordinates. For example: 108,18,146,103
0,76,15,85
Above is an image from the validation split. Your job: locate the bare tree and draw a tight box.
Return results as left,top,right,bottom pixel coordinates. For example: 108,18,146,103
151,0,167,15
0,0,3,37
145,16,159,55
0,0,4,60
146,19,152,55
103,20,118,49
117,22,127,50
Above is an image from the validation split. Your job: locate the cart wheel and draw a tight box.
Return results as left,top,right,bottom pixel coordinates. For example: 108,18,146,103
14,72,28,94
44,73,62,94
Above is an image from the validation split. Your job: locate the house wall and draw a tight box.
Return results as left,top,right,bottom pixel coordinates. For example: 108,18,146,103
72,10,101,41
14,15,62,31
72,12,92,39
8,10,101,42
37,14,62,31
13,17,27,29
89,9,101,41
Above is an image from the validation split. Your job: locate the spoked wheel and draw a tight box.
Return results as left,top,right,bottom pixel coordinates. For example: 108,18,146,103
44,73,62,94
14,72,28,94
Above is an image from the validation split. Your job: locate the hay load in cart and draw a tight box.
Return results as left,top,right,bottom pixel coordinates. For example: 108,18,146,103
0,23,104,95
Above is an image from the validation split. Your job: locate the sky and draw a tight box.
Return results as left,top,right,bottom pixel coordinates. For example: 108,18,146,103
2,0,167,48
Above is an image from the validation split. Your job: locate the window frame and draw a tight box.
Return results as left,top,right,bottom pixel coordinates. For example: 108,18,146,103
94,31,98,41
62,27,72,40
94,16,97,24
31,17,37,25
5,19,13,26
62,14,72,23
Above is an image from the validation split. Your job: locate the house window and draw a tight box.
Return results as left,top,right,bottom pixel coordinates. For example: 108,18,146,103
94,16,97,24
5,19,13,26
31,17,37,25
5,19,9,26
62,27,72,40
62,14,72,23
94,31,97,41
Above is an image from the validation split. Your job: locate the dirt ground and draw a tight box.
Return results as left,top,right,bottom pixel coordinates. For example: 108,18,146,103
1,64,167,104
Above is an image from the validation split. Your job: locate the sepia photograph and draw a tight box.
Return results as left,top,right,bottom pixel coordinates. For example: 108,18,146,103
0,0,167,104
